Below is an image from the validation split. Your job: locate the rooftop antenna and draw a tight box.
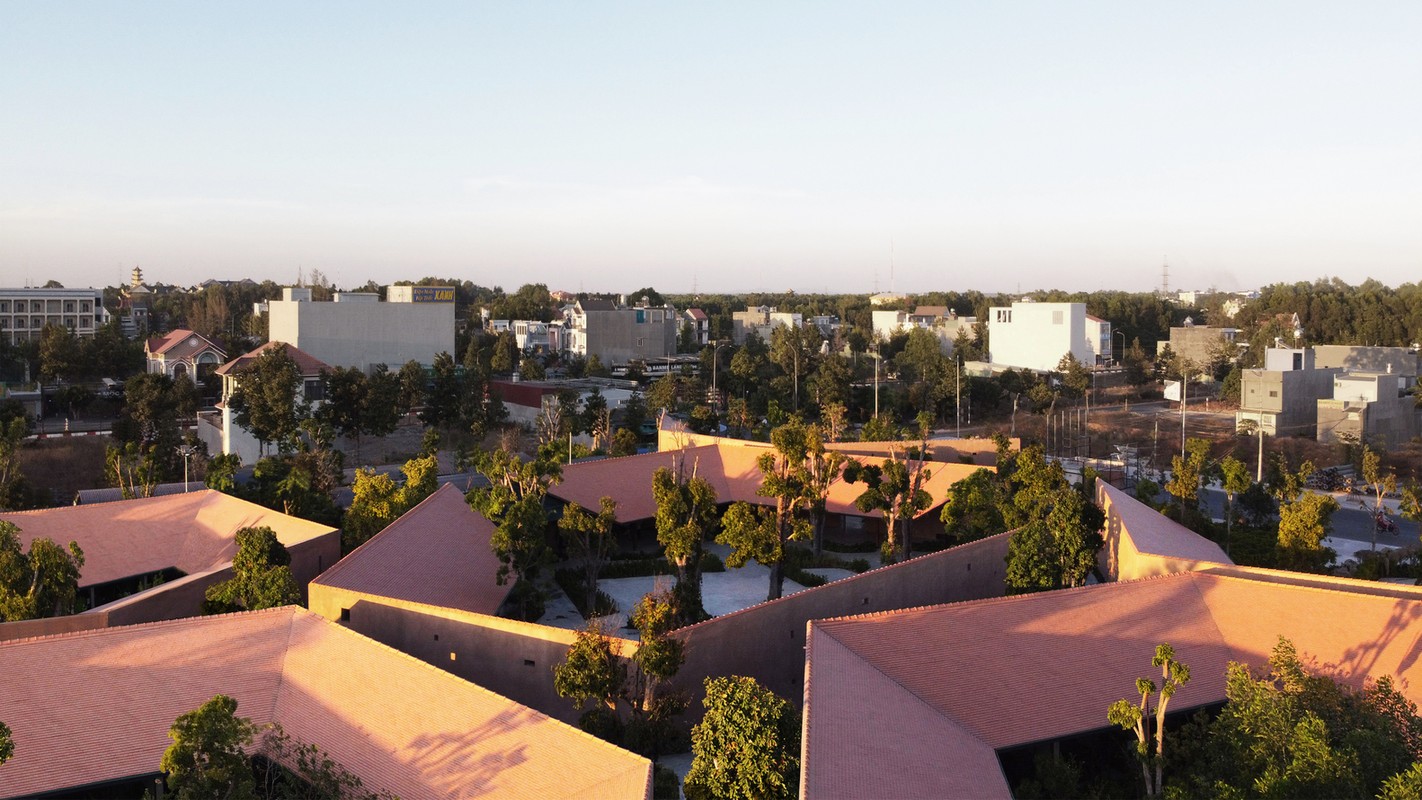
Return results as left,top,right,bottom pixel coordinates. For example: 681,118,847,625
890,239,896,294
1161,258,1170,297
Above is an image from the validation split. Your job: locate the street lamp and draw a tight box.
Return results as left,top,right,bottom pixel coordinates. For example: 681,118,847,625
1114,329,1127,367
177,444,197,491
710,340,730,410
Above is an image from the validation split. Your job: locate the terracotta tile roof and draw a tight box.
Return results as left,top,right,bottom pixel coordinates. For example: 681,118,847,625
0,489,336,589
685,308,708,320
803,569,1422,795
0,608,653,799
214,341,330,377
313,483,511,615
551,442,979,524
146,328,225,362
911,305,949,318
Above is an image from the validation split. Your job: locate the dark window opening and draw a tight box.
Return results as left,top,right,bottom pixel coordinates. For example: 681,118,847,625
523,659,536,667
340,608,351,621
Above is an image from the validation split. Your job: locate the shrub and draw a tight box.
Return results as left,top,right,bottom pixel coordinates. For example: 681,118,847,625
699,551,726,573
653,765,682,800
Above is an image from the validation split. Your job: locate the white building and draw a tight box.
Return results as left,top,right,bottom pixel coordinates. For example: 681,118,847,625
731,306,802,344
259,286,455,373
145,329,226,380
199,341,331,465
0,287,106,345
871,306,977,355
987,301,1105,372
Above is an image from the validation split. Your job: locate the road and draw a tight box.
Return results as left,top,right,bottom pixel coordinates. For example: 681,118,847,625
1197,486,1416,558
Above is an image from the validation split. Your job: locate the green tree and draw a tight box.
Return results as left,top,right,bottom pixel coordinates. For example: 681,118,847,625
651,463,719,623
0,521,85,621
202,526,299,614
160,694,257,800
1363,445,1399,553
1165,437,1211,525
0,718,11,765
1107,643,1191,797
0,417,27,510
684,676,800,800
468,447,561,620
228,344,305,455
317,366,369,459
940,468,1006,544
342,453,439,551
844,447,933,564
554,620,627,718
1276,492,1338,573
717,421,814,601
205,452,241,493
1220,455,1253,557
558,496,617,613
37,323,82,383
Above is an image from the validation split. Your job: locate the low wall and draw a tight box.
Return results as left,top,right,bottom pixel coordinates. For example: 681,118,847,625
0,612,111,642
670,532,1012,708
308,585,635,724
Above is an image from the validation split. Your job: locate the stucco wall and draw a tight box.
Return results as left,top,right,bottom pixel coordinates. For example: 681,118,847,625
668,533,1012,708
1096,481,1231,582
268,299,454,374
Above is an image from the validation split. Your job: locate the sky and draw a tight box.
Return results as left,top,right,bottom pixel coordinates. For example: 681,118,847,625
2,1,1419,295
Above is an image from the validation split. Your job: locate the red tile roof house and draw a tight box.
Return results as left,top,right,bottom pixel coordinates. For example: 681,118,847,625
143,328,226,380
0,606,653,799
0,490,339,641
198,341,332,465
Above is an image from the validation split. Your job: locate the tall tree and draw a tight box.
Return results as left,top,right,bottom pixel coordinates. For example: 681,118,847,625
228,344,305,455
1165,437,1211,525
0,417,27,510
0,718,11,765
558,496,618,613
1108,643,1192,797
0,521,85,621
1363,445,1399,553
202,526,300,614
652,461,719,623
1276,492,1339,573
468,448,561,620
718,421,814,601
844,447,933,564
684,676,800,800
160,694,257,800
1219,455,1253,557
940,468,1007,545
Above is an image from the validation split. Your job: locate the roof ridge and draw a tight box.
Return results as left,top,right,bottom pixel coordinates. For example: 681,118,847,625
809,566,1198,627
0,488,213,515
0,605,298,647
267,604,300,723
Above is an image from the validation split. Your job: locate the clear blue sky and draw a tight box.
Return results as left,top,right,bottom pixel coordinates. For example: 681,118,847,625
2,1,1419,295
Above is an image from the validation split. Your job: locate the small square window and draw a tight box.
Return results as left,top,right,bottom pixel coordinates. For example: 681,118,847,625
339,608,350,621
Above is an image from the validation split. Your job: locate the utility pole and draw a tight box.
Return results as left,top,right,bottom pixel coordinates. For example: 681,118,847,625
1256,424,1265,482
955,357,961,438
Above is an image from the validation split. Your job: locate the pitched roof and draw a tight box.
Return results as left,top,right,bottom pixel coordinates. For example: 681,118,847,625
313,484,511,615
0,608,652,799
684,308,708,320
911,305,948,318
0,489,336,589
577,298,617,311
145,328,225,362
214,341,330,377
1098,481,1230,566
551,442,980,523
803,569,1422,797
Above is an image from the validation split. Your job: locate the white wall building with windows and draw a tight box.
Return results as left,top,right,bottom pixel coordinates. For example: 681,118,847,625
987,301,1103,372
0,287,106,345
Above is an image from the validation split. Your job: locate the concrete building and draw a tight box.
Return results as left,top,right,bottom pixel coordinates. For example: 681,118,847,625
261,285,455,373
0,287,105,345
1160,322,1239,366
872,306,977,356
1317,371,1420,447
567,298,678,366
681,307,710,347
1312,344,1420,376
144,328,226,380
987,301,1104,372
730,305,801,344
1235,347,1341,436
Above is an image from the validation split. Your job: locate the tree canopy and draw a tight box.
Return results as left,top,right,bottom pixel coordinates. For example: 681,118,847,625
160,694,257,800
202,526,299,614
684,676,800,800
0,520,85,621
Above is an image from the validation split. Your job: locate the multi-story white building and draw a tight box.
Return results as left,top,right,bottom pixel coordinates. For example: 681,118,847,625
199,341,332,464
258,286,455,373
872,306,977,355
987,301,1106,372
731,305,802,344
0,287,106,345
567,299,678,366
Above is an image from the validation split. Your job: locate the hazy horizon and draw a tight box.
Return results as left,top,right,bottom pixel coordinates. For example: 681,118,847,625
4,2,1418,295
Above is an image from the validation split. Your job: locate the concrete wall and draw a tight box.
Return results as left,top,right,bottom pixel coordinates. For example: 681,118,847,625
307,585,631,724
1096,482,1231,582
579,308,678,365
1239,367,1340,436
1319,394,1420,448
987,302,1093,373
268,297,454,373
1164,326,1232,366
668,533,1012,709
1313,345,1419,376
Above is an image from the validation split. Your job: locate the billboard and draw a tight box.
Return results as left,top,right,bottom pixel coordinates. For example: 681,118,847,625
410,286,455,303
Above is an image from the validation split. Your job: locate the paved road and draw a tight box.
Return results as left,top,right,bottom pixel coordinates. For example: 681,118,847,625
1196,486,1417,554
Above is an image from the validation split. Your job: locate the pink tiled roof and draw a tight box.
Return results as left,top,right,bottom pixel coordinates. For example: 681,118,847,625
0,608,652,799
214,341,330,377
803,569,1422,795
685,308,708,320
0,490,336,588
314,484,511,615
1099,481,1230,565
551,443,980,524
